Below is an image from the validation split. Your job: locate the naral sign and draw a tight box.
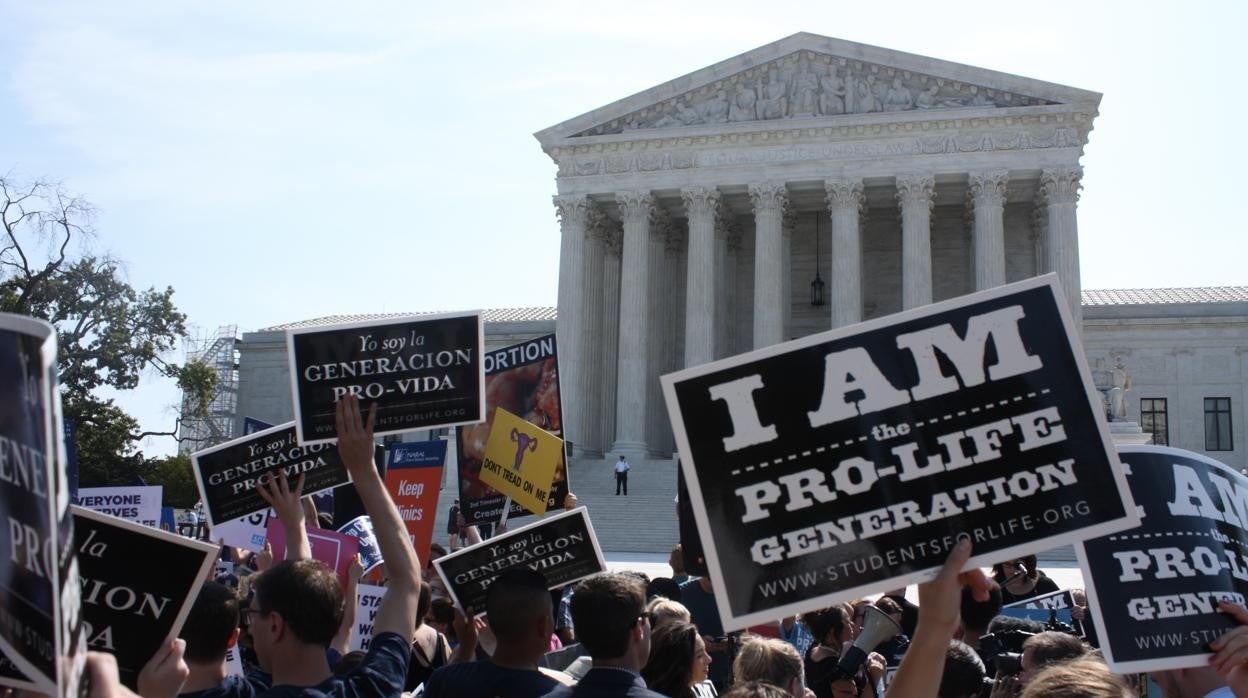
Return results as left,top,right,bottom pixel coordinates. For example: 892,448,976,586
663,274,1138,631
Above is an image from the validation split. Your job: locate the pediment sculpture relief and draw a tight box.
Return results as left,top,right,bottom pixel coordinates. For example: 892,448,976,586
574,51,1055,137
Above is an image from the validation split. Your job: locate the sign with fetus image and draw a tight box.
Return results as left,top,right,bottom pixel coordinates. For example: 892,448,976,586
456,334,568,524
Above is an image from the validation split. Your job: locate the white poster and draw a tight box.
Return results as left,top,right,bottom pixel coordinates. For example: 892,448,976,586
76,486,163,527
213,509,270,552
350,584,387,652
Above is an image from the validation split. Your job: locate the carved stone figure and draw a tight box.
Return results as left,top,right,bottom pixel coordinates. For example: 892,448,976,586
789,60,819,116
915,84,940,109
1108,356,1132,420
854,75,880,113
729,83,757,122
818,66,846,115
675,99,702,126
758,69,788,120
883,77,914,111
968,85,993,107
701,90,730,123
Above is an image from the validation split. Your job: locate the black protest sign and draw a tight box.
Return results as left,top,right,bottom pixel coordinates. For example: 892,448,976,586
1078,446,1248,673
456,334,569,524
0,314,84,695
73,506,217,689
287,312,485,445
663,275,1137,631
433,507,605,614
191,422,353,528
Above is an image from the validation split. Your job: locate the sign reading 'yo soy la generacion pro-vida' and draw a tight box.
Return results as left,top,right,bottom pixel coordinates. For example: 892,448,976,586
286,312,485,445
663,274,1139,632
191,422,352,527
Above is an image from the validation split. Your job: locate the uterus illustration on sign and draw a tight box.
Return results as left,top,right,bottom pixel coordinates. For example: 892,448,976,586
510,429,538,471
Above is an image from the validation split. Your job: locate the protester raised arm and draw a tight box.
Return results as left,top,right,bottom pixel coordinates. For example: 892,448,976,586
332,554,364,656
335,395,422,639
886,539,992,698
256,470,310,561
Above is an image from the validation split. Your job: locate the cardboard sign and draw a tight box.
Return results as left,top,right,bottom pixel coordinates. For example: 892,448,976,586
286,312,485,445
76,486,163,527
191,422,353,527
1078,446,1248,672
266,517,360,588
434,507,605,614
73,506,217,689
662,275,1138,631
0,314,85,695
338,516,383,575
243,416,273,435
213,509,271,553
457,334,569,524
385,441,445,563
478,408,562,518
349,584,387,652
224,645,244,677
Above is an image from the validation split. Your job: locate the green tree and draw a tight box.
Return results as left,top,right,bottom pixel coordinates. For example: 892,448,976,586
1,176,216,484
143,453,200,508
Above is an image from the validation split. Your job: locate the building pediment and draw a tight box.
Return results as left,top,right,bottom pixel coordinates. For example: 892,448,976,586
535,33,1100,146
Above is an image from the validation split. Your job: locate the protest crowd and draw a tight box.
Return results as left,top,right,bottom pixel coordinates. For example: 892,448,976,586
6,286,1248,698
12,396,1242,698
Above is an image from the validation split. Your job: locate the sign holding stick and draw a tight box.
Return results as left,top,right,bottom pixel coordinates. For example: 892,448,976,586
1078,446,1248,673
477,408,563,519
0,314,85,695
384,440,445,563
663,275,1138,631
191,422,353,528
434,507,605,614
287,312,485,445
73,506,218,689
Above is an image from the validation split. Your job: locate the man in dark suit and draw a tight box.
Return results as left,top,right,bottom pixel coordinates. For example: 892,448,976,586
542,573,664,697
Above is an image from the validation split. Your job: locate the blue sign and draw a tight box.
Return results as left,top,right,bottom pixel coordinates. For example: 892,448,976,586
387,440,448,469
64,419,78,502
160,506,177,533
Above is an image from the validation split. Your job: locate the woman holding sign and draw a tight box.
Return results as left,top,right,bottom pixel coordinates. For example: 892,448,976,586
991,555,1059,605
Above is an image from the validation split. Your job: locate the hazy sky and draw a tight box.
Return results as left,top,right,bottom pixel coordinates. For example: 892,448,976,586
1,0,1242,456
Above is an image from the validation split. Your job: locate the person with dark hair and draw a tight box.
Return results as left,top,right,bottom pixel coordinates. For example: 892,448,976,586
178,581,269,698
958,580,1002,654
246,396,421,696
542,572,665,697
990,555,1059,605
938,641,984,698
798,605,852,698
680,576,730,691
406,581,450,691
423,568,561,697
641,620,713,698
1018,631,1085,686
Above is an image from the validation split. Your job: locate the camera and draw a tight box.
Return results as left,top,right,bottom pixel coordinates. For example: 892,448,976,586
979,628,1035,677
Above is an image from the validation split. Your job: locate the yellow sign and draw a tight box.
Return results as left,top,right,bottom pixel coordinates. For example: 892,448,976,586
478,407,563,517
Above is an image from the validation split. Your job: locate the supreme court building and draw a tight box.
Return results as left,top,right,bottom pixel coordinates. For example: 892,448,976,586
540,33,1098,460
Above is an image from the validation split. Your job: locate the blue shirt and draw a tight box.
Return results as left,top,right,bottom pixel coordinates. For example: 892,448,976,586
423,660,558,698
258,632,409,698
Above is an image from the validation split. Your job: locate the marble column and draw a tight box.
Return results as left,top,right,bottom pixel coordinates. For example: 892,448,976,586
599,223,622,451
896,175,935,309
825,178,864,328
553,195,589,452
682,187,719,367
714,209,736,359
579,210,607,455
1040,166,1084,326
611,190,654,456
645,210,675,455
969,171,1008,291
782,207,796,340
658,222,686,453
750,182,787,348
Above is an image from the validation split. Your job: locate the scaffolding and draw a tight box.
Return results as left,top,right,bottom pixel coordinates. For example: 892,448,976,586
177,325,240,453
